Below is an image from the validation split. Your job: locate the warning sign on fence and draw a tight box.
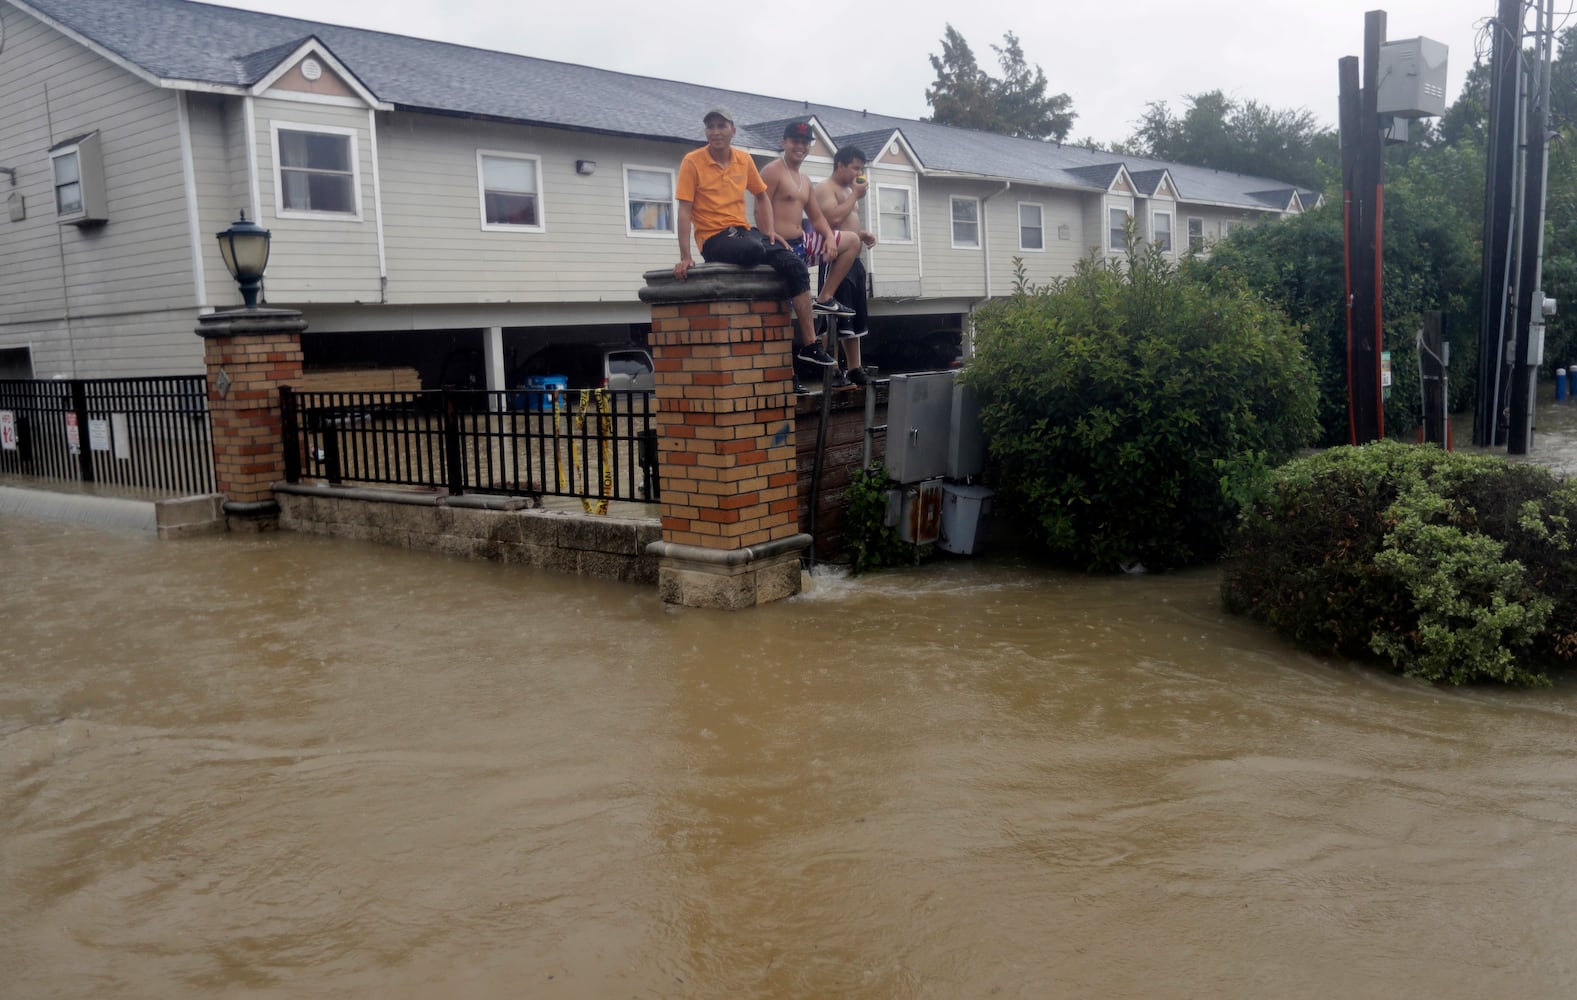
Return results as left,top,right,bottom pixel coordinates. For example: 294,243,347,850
0,410,15,451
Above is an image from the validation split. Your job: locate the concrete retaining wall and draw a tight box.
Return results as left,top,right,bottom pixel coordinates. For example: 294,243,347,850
275,485,662,585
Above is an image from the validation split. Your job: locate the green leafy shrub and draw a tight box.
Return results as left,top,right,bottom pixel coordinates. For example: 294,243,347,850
844,465,915,574
1222,440,1577,686
965,248,1319,572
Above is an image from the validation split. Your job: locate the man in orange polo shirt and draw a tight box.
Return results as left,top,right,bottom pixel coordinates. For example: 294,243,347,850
674,106,839,372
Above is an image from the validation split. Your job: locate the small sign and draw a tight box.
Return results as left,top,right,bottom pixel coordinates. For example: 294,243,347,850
1380,351,1393,388
65,412,80,453
111,413,131,460
88,417,110,452
0,410,16,451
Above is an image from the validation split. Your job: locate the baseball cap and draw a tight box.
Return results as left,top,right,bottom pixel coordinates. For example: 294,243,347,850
703,106,734,124
783,120,813,140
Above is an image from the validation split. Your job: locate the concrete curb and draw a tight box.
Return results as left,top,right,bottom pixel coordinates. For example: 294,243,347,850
0,485,157,532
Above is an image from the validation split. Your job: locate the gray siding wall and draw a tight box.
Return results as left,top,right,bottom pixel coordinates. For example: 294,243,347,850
917,182,988,298
249,97,383,302
982,187,1091,293
0,3,204,376
376,114,689,305
863,166,920,298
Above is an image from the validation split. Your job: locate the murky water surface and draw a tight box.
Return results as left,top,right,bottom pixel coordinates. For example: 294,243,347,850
5,477,1577,998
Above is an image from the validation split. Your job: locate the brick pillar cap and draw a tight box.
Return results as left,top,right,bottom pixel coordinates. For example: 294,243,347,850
639,264,787,305
196,307,308,339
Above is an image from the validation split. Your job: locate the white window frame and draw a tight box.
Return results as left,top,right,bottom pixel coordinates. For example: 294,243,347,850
50,131,108,225
478,149,545,232
1108,205,1131,251
1152,209,1173,253
623,164,676,238
1018,202,1044,252
876,184,914,244
270,121,362,220
951,196,981,250
1187,217,1205,252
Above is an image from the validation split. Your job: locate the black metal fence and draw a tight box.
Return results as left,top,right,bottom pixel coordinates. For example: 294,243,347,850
0,376,213,495
280,387,659,504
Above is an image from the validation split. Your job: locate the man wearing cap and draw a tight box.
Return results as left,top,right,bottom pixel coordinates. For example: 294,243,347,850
762,120,861,386
674,106,837,372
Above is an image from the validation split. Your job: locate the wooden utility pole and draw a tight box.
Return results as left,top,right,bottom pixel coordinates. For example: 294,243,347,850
1474,0,1525,447
1507,0,1555,455
1340,11,1387,444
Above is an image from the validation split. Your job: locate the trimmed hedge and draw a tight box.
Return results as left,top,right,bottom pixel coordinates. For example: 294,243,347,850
1221,441,1577,686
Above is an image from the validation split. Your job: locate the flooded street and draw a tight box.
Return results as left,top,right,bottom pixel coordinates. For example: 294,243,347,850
4,510,1577,999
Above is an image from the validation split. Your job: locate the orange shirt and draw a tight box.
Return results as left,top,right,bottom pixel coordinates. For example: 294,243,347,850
676,145,766,246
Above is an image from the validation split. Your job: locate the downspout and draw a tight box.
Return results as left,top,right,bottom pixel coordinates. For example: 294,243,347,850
176,91,208,310
968,180,1012,358
242,97,263,304
367,108,389,304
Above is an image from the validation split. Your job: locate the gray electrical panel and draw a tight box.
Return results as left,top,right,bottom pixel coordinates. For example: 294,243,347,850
885,372,955,483
947,379,986,479
1377,37,1448,118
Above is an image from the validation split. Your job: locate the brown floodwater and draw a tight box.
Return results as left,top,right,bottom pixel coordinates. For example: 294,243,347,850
4,507,1576,1000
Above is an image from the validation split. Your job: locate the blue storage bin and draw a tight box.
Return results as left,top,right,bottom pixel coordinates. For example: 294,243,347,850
529,375,568,411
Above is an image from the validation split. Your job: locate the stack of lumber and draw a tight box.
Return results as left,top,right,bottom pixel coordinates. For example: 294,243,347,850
294,367,422,394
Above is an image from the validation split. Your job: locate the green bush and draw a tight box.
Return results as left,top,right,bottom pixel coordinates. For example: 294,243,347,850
964,249,1318,572
844,465,915,574
1222,440,1577,686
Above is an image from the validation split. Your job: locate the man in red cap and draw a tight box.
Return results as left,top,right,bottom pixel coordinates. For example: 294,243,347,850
674,107,837,373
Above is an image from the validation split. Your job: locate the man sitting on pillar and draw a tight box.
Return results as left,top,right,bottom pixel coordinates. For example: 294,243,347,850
673,106,840,371
814,146,878,385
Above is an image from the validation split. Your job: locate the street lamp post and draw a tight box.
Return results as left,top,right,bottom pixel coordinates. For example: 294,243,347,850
215,211,272,308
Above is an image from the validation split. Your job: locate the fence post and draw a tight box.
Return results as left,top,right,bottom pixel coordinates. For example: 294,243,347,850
636,264,810,609
279,385,300,482
194,307,307,529
441,389,466,496
68,379,94,483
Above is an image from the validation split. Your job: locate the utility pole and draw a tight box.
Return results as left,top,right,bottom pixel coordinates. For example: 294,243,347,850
1507,0,1555,455
1474,0,1526,447
1339,11,1387,444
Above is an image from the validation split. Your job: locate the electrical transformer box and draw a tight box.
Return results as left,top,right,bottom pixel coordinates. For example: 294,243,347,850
1376,37,1448,118
885,373,956,484
889,479,944,544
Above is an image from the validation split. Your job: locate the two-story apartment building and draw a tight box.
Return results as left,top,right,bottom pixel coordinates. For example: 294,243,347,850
0,0,1319,387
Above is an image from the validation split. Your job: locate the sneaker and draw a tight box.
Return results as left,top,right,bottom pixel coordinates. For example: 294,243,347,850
839,328,869,340
846,367,869,386
795,343,837,367
829,368,851,388
793,374,809,395
812,297,856,317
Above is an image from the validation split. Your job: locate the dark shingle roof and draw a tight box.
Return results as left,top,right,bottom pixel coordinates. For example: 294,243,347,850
18,0,1309,209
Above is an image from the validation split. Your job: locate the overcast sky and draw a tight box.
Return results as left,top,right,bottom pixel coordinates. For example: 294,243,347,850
207,0,1519,145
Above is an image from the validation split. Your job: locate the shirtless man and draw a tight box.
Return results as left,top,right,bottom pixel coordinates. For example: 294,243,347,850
815,146,878,384
762,121,857,318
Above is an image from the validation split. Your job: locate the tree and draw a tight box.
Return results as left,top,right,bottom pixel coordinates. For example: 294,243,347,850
1127,90,1336,192
990,32,1076,141
924,25,1076,141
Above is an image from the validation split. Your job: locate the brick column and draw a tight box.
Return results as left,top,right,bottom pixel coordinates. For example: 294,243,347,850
638,264,810,609
194,307,307,530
